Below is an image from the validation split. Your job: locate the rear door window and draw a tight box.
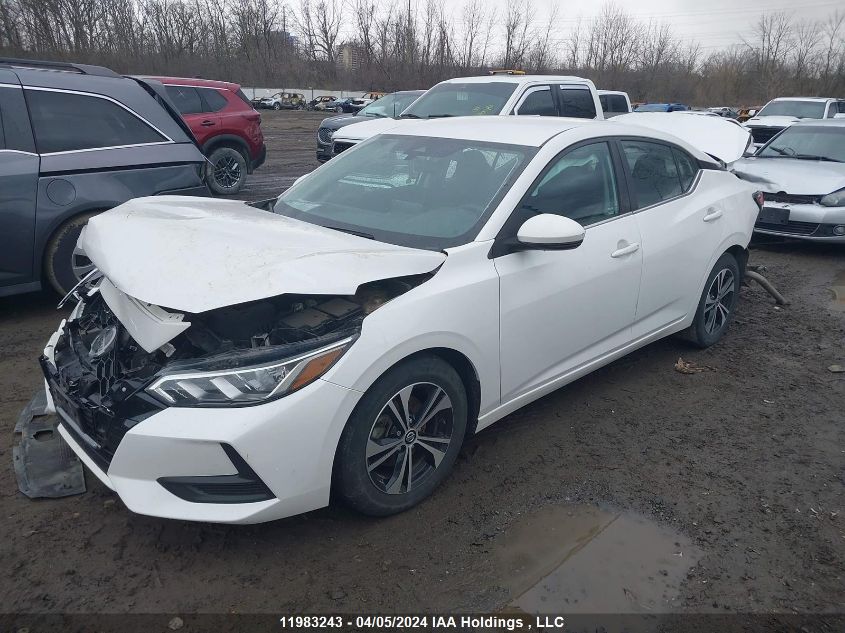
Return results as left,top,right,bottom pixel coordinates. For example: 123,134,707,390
621,140,684,208
515,86,557,116
560,86,597,119
673,149,699,192
25,89,166,154
199,88,229,112
165,85,204,114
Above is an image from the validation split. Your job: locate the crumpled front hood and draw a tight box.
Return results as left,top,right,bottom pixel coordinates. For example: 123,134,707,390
731,157,845,196
744,115,800,128
332,117,408,142
81,196,446,313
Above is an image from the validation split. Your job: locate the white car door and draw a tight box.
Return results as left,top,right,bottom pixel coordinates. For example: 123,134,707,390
493,141,643,403
619,139,729,337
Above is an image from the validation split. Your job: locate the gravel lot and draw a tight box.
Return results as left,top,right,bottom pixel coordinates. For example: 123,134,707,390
1,110,843,619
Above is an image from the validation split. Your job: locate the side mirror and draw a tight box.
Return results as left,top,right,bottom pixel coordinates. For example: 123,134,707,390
516,214,585,250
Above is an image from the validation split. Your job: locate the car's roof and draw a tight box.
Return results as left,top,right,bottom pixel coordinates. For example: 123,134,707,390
439,75,592,85
145,76,241,91
767,96,838,103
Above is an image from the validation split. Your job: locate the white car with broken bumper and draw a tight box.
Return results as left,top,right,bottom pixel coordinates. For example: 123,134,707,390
41,116,759,524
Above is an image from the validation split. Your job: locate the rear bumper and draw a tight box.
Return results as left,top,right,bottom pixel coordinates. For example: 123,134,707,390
250,143,267,172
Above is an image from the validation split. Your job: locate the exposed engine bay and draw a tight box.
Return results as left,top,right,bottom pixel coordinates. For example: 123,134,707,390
48,275,428,414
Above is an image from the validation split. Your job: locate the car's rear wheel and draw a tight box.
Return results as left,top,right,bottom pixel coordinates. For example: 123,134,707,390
44,211,100,296
335,106,344,113
206,146,248,195
335,355,467,516
688,253,740,348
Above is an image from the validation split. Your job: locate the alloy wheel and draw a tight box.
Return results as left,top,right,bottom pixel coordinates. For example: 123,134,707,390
366,382,454,495
213,155,243,190
704,268,735,334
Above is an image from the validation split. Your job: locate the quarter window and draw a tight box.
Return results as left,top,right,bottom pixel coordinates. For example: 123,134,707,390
199,88,228,112
26,90,165,154
519,142,620,226
560,86,597,119
621,141,683,209
516,87,557,116
165,85,204,114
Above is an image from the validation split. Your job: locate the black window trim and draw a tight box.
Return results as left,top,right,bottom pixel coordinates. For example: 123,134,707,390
614,136,703,213
489,137,632,258
0,82,36,154
23,85,174,156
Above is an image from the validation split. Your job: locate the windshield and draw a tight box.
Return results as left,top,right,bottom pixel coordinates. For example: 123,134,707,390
757,100,826,119
634,104,669,112
401,82,517,118
273,134,534,250
358,93,423,119
758,126,845,162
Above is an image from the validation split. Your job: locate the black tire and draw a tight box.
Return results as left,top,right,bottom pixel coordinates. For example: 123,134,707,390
334,355,467,516
44,211,100,296
272,102,281,110
688,253,740,348
206,146,248,195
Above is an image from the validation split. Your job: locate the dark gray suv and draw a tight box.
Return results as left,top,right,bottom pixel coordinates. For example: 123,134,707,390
0,58,209,298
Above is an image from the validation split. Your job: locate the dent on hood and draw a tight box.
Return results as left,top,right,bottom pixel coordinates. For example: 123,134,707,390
80,197,447,313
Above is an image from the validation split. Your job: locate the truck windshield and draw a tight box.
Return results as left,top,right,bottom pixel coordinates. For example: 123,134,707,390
400,82,517,118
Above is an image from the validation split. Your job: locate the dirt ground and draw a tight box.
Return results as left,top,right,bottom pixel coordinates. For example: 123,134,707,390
1,110,843,620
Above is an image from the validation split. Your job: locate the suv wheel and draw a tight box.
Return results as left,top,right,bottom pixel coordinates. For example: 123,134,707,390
272,102,281,111
206,147,248,195
44,212,99,296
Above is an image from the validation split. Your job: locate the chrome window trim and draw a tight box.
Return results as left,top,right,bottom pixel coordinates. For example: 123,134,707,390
0,148,38,156
22,85,175,155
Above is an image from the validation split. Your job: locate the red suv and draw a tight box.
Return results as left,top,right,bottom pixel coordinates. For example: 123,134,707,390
149,76,266,194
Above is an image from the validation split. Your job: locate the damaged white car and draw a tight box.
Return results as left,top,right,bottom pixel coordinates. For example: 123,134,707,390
41,116,760,524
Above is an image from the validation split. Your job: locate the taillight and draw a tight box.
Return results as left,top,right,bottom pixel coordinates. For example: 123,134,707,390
753,191,764,210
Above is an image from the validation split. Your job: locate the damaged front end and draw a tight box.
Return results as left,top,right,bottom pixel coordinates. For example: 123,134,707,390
42,273,427,471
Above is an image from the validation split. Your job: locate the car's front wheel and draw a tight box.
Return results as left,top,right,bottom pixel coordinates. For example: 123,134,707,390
334,355,467,516
689,253,740,348
273,102,281,110
206,146,248,195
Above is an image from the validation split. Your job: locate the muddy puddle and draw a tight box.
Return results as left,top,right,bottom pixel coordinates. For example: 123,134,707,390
492,504,700,614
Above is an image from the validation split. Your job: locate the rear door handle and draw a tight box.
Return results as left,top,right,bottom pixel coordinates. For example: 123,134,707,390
703,208,723,222
200,120,216,127
611,242,640,258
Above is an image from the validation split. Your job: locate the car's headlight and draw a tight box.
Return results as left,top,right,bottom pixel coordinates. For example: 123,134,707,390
820,188,845,207
147,337,353,407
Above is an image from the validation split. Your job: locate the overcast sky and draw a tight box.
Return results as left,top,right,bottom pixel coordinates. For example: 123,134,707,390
441,0,845,54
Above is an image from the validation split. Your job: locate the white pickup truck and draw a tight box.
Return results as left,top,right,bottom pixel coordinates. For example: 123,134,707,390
744,97,845,147
330,74,603,158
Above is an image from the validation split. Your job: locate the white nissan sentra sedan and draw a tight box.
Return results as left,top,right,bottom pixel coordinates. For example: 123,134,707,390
40,117,760,524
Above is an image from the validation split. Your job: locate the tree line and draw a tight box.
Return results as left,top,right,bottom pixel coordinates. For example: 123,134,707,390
0,0,843,106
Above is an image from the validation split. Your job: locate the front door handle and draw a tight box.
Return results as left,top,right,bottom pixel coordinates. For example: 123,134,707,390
200,120,216,127
611,242,640,258
703,208,723,222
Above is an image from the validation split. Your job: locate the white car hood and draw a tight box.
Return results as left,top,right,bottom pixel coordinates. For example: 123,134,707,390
612,112,751,163
731,157,845,196
744,115,800,128
332,117,408,142
81,196,446,314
